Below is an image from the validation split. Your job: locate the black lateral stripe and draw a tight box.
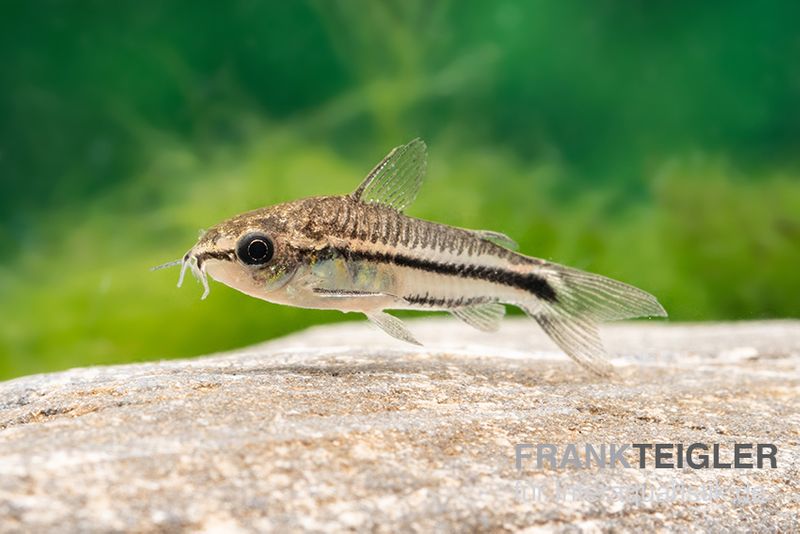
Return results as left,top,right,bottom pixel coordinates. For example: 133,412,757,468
405,293,494,308
314,247,558,302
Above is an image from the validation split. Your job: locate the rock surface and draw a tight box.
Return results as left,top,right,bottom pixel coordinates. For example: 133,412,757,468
0,319,798,532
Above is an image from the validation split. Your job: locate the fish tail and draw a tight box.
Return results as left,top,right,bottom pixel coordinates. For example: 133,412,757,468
518,262,667,376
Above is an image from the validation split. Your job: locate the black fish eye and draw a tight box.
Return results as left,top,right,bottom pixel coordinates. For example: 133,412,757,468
237,233,274,265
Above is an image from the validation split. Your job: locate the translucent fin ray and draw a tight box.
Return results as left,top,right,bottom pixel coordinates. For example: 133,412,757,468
452,302,506,332
313,288,386,298
351,138,427,212
473,230,519,250
531,311,614,377
554,266,667,322
519,263,666,376
366,312,422,346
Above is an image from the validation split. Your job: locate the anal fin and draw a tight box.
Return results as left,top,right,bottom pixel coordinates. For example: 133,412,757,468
365,312,422,346
451,302,506,332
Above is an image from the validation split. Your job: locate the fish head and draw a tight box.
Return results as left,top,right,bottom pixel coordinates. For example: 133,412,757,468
172,204,306,301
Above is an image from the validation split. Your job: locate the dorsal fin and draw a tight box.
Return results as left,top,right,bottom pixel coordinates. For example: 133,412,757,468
351,138,427,212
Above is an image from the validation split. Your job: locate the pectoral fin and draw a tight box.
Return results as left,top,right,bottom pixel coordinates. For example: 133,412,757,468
365,312,422,346
311,287,408,309
312,288,389,298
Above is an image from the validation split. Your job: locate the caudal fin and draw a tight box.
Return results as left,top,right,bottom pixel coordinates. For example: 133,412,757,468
521,264,667,377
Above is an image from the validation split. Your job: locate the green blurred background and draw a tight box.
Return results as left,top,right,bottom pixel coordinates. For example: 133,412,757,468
1,1,798,380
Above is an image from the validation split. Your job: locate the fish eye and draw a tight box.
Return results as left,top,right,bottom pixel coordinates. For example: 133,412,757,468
236,232,274,265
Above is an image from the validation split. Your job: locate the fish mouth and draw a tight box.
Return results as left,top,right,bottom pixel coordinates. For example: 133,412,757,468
174,250,207,299
180,249,238,299
151,247,237,300
155,246,293,300
172,247,227,300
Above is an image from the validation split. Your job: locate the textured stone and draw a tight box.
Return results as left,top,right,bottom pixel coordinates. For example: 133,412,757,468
0,319,798,532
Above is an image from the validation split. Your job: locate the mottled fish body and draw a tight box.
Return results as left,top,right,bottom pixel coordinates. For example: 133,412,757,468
161,139,666,375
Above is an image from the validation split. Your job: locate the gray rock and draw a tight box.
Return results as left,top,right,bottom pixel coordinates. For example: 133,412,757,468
0,319,798,532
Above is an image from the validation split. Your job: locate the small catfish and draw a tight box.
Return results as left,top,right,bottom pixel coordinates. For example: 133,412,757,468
155,139,666,375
